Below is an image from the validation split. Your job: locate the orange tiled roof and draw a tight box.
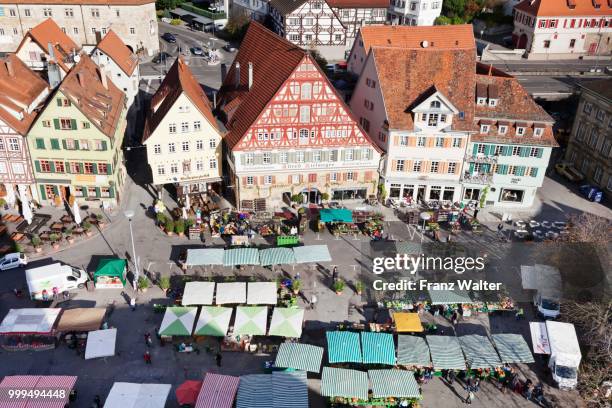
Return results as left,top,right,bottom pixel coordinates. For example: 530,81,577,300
59,55,125,139
515,0,611,16
0,55,48,135
96,30,138,76
143,56,218,142
19,19,80,73
327,0,388,8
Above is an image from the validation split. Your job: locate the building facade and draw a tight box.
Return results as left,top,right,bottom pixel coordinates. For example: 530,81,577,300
387,0,442,26
512,0,611,59
142,57,223,199
229,0,269,21
327,0,387,52
218,22,381,211
0,0,159,56
0,54,50,205
564,79,612,201
27,55,127,207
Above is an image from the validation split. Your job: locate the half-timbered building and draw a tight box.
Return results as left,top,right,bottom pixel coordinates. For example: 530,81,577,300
327,0,388,52
217,22,381,211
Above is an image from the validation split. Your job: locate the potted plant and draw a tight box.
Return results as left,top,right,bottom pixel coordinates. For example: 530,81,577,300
354,281,364,295
31,235,42,253
96,213,106,228
175,219,185,237
320,192,330,202
65,228,74,244
164,218,175,236
49,233,60,249
292,279,301,295
333,279,345,295
137,276,150,292
158,276,170,294
156,212,166,227
83,220,93,237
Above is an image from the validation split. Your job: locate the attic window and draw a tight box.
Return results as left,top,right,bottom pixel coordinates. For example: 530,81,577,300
430,100,441,109
488,98,498,107
477,97,487,106
567,0,576,7
534,127,544,137
592,0,601,8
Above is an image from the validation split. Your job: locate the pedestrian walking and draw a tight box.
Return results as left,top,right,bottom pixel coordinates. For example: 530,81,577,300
130,297,136,311
42,289,49,301
144,351,152,364
447,370,456,385
145,332,152,347
52,286,59,300
465,390,474,404
473,209,479,219
216,352,222,367
310,294,317,310
332,266,338,284
473,378,480,392
451,310,458,326
466,376,473,391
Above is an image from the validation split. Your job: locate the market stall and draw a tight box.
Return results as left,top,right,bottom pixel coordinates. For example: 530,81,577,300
259,248,295,267
194,373,240,408
182,282,216,306
392,312,424,333
426,335,467,371
274,342,324,373
223,306,268,352
321,367,369,402
194,306,232,337
210,211,252,238
158,307,197,338
459,335,502,369
268,307,305,338
94,259,127,289
103,382,172,408
236,374,271,408
176,380,203,407
223,248,260,267
184,249,224,267
369,369,421,400
236,371,309,408
397,335,431,367
326,331,362,364
57,308,106,333
292,245,332,264
491,333,535,364
0,375,77,406
215,282,247,304
360,332,396,365
0,308,61,351
247,282,278,305
85,328,117,360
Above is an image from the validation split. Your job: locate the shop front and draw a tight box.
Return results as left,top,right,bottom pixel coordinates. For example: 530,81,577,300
332,188,367,201
387,182,460,203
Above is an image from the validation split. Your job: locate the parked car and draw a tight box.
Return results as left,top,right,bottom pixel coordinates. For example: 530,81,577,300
190,47,204,56
223,44,236,52
0,253,28,271
555,162,584,182
152,52,171,64
161,33,177,43
579,184,603,202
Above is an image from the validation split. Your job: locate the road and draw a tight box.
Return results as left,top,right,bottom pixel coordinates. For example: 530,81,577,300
513,74,610,100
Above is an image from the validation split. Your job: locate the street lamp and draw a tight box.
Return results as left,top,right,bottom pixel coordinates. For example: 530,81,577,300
124,210,139,290
419,211,431,244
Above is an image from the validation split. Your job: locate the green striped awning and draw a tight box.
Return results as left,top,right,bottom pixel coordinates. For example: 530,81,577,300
397,335,431,366
491,334,535,364
428,289,474,305
194,306,232,336
360,332,396,365
223,248,260,266
259,248,296,266
293,245,332,264
326,331,362,364
274,343,324,373
272,371,308,408
321,367,368,400
268,308,304,338
369,370,421,398
426,335,467,370
159,307,197,336
459,335,502,369
185,248,224,266
234,306,268,336
236,374,271,408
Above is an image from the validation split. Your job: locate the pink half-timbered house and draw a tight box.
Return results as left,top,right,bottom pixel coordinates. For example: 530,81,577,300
218,22,381,211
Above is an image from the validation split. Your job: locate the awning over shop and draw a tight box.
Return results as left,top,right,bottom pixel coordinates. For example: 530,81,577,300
103,383,172,408
215,282,247,304
194,373,240,408
397,335,431,366
0,308,61,334
326,331,362,363
247,282,278,305
85,328,117,360
159,307,197,337
268,308,304,338
234,306,268,336
236,374,271,408
393,312,423,332
361,332,396,365
319,208,353,223
426,335,467,370
56,308,106,332
369,370,421,399
182,282,216,306
272,371,308,408
0,375,77,408
459,335,502,369
259,247,295,266
491,333,535,364
194,306,232,337
185,249,225,266
321,367,368,400
94,258,127,284
293,245,332,264
274,342,324,373
223,248,260,266
428,289,473,305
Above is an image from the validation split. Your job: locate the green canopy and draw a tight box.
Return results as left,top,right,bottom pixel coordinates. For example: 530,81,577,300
426,335,467,370
234,306,268,336
274,343,324,373
293,245,332,264
259,248,295,266
321,367,368,400
361,332,396,365
326,331,362,363
194,306,232,336
94,259,126,284
369,370,421,399
159,307,197,336
492,334,535,364
268,308,304,338
459,335,502,369
319,208,353,223
428,289,473,305
223,248,260,266
397,335,431,366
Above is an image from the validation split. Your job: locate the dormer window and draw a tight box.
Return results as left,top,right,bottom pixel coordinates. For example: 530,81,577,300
516,126,526,136
534,127,544,137
480,124,490,133
488,98,498,107
498,125,508,135
477,97,487,106
430,100,441,109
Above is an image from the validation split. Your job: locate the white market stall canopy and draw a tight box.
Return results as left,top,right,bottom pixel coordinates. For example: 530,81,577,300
185,249,225,266
0,308,61,334
103,382,172,408
182,282,216,306
234,306,268,336
268,308,304,338
85,328,117,360
159,307,197,337
194,306,233,337
184,246,332,267
293,245,332,264
247,282,278,305
216,282,247,304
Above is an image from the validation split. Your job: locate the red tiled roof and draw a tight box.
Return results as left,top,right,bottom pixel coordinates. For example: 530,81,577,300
0,55,48,135
96,30,138,76
327,0,388,8
514,0,611,16
18,19,80,73
143,56,218,142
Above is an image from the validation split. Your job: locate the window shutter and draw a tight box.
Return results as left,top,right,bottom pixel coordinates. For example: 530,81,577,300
364,171,372,182
107,163,112,175
74,140,80,150
484,144,491,156
271,153,278,164
408,137,416,147
354,149,362,160
101,140,108,151
304,151,312,162
56,98,62,107
82,187,88,198
503,146,511,156
255,154,263,165
62,140,67,150
271,176,276,184
53,119,60,130
92,163,98,174
469,163,474,173
95,187,101,197
78,163,84,173
34,160,41,172
242,177,247,186
39,185,46,200
391,160,397,171
393,136,399,146
531,167,538,177
472,144,478,155
35,138,45,149
49,162,55,172
537,148,543,158
406,160,413,172
50,139,60,150
340,150,346,161
52,185,59,195
326,173,330,182
259,176,264,185
70,119,77,130
443,138,451,148
109,186,115,198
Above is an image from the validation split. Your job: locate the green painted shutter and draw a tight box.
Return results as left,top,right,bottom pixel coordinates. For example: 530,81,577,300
469,163,474,173
483,163,491,173
70,119,77,130
537,148,543,158
53,119,60,130
62,140,67,149
39,185,46,200
472,144,478,155
65,161,71,173
107,163,112,175
531,168,538,177
519,166,526,176
56,98,62,107
52,185,59,195
92,163,98,174
35,138,45,149
109,186,115,198
74,140,80,150
483,145,490,156
95,187,101,197
34,160,41,172
78,163,84,173
101,140,108,151
82,187,88,198
50,139,60,150
49,161,55,172
502,146,510,156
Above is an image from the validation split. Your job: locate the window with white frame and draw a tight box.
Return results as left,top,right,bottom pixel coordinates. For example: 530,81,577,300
168,143,176,153
345,149,354,161
396,160,405,171
264,175,272,185
181,122,189,132
169,123,176,133
417,136,426,147
313,151,321,162
170,163,178,174
477,144,485,154
534,127,544,137
400,136,409,146
427,114,439,126
529,147,540,157
494,145,503,155
245,153,254,165
280,152,288,163
209,139,216,149
498,125,507,135
480,124,490,133
292,174,300,183
583,102,592,114
430,161,439,173
299,129,309,139
157,165,165,175
512,146,521,156
209,159,217,169
246,176,254,186
196,140,203,150
263,152,271,164
346,172,354,181
596,109,606,122
448,162,457,174
413,160,422,172
182,141,189,152
435,137,444,147
330,172,338,182
193,121,201,131
196,160,203,171
516,126,525,136
7,138,19,151
452,138,461,148
296,151,305,162
477,97,487,106
154,144,161,154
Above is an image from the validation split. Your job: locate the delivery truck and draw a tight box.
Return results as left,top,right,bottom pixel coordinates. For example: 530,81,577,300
546,321,582,389
25,263,89,300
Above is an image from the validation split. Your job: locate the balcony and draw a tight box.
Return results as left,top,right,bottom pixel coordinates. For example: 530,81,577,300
462,172,493,184
464,154,499,164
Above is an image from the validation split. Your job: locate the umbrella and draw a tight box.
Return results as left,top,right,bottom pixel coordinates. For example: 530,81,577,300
175,380,202,406
18,185,32,225
73,199,82,225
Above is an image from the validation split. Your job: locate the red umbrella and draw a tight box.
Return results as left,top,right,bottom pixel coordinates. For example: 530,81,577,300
176,380,203,406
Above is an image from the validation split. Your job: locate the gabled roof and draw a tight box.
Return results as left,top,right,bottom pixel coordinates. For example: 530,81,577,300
59,55,125,139
143,56,218,142
515,0,611,16
269,0,309,15
0,55,48,135
18,19,80,73
95,30,138,76
327,0,388,8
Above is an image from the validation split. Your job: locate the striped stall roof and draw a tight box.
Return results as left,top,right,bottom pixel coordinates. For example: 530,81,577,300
234,306,268,336
361,332,396,365
236,375,271,408
326,331,362,363
397,335,431,366
321,367,368,400
259,248,295,266
0,376,77,408
247,282,278,305
426,336,467,370
268,308,304,338
369,370,421,398
428,290,473,305
274,343,324,373
194,307,232,337
272,371,308,408
292,245,331,264
194,373,239,408
223,248,260,266
491,334,535,364
459,335,502,369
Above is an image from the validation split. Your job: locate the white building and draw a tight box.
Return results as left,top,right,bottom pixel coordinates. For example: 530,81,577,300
512,0,612,59
230,0,269,21
326,0,388,52
0,0,159,56
388,0,442,26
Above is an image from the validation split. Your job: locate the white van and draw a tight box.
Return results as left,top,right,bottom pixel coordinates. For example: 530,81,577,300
0,253,28,271
26,263,89,300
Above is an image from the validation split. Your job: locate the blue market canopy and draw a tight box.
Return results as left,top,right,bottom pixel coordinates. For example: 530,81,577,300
369,370,421,399
459,335,502,369
272,371,308,408
274,343,324,373
185,249,224,266
223,248,260,266
293,245,332,264
361,332,396,365
326,331,362,363
259,247,296,266
428,289,474,305
491,334,535,364
236,374,271,408
397,335,431,366
321,367,368,400
319,208,353,223
426,335,467,370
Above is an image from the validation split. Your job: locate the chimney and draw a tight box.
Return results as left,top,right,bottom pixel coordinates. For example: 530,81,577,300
234,62,240,89
248,62,253,90
99,65,108,90
47,42,55,62
77,71,85,88
5,60,14,77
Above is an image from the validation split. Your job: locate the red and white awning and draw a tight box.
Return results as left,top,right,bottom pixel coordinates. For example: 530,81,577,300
0,376,77,408
195,373,240,408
